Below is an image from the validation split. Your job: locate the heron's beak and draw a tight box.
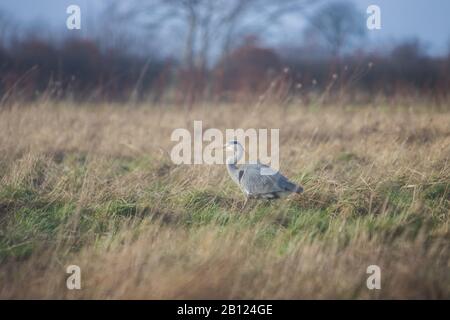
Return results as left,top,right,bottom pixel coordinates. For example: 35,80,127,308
213,144,227,150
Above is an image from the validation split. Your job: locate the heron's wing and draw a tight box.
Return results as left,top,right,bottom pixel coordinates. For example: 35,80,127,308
276,174,300,192
241,164,284,194
241,163,300,195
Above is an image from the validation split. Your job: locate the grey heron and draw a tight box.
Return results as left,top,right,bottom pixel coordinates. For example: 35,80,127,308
223,140,303,208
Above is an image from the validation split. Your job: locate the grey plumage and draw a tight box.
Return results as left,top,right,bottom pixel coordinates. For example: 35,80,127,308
225,141,303,200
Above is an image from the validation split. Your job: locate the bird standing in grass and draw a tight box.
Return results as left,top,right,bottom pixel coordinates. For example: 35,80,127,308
223,140,303,209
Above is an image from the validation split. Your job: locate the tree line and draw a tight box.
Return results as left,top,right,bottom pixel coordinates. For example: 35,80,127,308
0,1,448,104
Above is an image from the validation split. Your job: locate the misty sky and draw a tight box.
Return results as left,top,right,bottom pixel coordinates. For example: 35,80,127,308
1,0,449,55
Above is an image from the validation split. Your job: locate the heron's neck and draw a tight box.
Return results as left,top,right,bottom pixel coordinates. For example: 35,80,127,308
226,145,243,165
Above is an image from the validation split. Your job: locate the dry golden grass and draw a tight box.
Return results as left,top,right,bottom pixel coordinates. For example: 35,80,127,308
0,100,449,299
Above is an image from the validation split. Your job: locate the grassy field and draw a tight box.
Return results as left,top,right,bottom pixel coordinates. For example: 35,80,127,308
0,100,449,299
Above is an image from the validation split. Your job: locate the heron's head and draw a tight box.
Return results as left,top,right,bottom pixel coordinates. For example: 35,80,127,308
224,140,241,151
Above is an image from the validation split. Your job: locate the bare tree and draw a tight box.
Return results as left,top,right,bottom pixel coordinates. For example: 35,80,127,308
304,1,365,58
0,10,16,47
111,0,318,70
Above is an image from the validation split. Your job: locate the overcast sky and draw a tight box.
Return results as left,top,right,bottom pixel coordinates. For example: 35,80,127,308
1,0,449,55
